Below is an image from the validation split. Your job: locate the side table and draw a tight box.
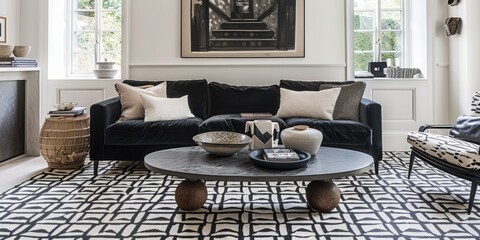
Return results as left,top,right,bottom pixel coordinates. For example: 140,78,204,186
39,114,90,169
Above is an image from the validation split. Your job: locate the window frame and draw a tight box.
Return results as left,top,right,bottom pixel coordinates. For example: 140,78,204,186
349,0,409,75
67,0,122,77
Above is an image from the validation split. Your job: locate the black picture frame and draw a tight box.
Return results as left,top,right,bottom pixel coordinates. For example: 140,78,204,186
0,16,6,44
181,0,305,58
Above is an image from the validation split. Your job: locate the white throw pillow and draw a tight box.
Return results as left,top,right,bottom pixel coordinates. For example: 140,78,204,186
115,82,167,120
139,94,194,122
276,88,341,120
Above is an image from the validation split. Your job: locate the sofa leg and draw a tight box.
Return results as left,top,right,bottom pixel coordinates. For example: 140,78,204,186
408,151,416,179
468,180,478,214
94,160,99,176
374,160,379,175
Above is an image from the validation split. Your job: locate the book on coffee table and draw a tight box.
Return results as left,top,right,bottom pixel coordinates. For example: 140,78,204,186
240,112,273,119
263,148,300,162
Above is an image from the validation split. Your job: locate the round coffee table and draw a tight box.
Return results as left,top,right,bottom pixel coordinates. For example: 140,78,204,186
144,146,373,212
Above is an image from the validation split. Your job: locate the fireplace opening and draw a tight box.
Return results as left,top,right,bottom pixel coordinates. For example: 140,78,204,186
0,80,26,162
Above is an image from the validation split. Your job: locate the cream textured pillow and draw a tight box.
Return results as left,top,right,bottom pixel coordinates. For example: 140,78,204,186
115,82,167,120
276,88,341,120
139,94,194,122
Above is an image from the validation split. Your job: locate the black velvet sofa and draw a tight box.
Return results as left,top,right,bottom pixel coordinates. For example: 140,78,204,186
90,79,382,175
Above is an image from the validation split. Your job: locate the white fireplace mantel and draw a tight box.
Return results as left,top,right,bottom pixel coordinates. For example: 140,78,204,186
0,67,41,157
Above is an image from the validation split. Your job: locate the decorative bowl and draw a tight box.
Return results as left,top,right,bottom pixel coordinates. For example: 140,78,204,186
53,102,78,111
0,45,14,58
13,45,31,57
96,61,115,69
93,69,118,79
249,149,311,170
193,131,251,156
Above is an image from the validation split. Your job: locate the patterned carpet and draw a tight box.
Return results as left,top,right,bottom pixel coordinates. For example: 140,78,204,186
0,152,480,239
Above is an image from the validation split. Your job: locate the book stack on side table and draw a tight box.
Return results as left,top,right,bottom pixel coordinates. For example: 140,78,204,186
240,113,273,119
48,107,87,117
263,148,300,162
0,57,38,68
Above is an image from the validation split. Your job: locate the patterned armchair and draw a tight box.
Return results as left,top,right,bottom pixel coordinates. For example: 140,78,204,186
406,92,480,214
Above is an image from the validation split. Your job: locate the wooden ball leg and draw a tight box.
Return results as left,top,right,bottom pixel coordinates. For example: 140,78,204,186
175,179,208,211
306,180,340,213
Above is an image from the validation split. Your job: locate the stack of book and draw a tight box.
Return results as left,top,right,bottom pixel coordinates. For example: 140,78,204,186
263,148,300,162
240,112,273,119
49,107,87,117
0,57,38,68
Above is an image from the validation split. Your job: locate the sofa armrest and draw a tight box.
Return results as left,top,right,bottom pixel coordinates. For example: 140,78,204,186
359,98,383,160
90,97,121,160
418,124,453,132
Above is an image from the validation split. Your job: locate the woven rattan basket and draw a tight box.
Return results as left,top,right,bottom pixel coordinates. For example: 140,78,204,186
40,114,90,169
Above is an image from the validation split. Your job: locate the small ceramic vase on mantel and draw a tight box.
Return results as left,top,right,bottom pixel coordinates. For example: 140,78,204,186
281,125,323,155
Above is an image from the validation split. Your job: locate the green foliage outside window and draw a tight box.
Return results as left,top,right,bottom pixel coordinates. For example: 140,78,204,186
73,0,121,74
353,0,403,72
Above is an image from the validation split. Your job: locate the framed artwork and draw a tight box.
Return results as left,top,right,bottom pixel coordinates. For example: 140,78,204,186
0,17,6,43
181,0,305,58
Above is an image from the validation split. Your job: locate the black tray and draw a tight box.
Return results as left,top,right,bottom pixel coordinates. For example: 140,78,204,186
248,149,311,170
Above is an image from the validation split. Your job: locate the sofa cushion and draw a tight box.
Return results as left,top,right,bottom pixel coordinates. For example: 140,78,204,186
140,94,194,122
199,114,287,134
115,82,167,120
279,80,355,91
407,132,480,170
276,88,341,120
123,79,209,119
319,81,366,121
284,118,372,146
105,118,202,145
208,82,280,116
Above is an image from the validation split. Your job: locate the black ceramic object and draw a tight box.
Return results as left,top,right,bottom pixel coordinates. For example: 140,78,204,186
249,149,311,170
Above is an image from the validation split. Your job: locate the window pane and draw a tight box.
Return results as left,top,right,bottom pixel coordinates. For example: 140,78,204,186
75,11,95,30
381,31,402,51
74,53,95,72
75,32,96,51
381,0,401,9
354,12,374,30
103,0,121,9
381,11,401,30
102,12,121,30
381,52,402,67
101,52,121,67
354,0,375,10
76,0,95,10
354,52,374,71
101,32,121,51
354,32,374,51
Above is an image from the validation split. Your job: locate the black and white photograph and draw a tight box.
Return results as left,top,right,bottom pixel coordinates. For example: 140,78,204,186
0,16,6,43
181,0,305,58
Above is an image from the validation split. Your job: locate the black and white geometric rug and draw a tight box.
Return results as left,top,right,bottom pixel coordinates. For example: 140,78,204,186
1,152,480,239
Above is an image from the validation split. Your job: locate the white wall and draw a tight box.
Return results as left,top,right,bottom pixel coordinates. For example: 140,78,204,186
0,0,21,45
448,0,480,119
128,0,348,84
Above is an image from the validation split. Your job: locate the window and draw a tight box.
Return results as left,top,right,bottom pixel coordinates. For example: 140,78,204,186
353,0,404,72
70,0,121,75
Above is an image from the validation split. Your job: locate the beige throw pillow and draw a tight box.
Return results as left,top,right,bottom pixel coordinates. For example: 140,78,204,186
276,88,341,120
115,82,167,120
139,94,194,122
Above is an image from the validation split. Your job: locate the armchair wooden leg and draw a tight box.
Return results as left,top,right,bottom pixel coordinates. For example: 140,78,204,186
408,151,416,179
468,180,478,214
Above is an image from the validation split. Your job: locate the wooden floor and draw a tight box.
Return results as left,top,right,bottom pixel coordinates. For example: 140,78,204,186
0,156,47,193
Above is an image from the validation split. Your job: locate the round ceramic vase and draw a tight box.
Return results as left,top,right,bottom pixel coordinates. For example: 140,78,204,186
281,125,323,155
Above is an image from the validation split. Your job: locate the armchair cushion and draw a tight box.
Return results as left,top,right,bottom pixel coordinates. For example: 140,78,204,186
407,131,480,170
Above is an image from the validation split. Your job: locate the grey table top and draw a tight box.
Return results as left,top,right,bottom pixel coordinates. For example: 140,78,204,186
144,146,373,181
